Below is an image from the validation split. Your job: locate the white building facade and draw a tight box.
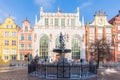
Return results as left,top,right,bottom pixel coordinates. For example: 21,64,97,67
33,7,85,62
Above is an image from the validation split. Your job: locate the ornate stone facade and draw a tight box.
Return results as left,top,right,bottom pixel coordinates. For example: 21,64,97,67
33,7,85,62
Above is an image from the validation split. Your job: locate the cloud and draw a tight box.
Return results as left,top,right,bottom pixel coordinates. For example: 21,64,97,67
80,2,92,9
35,0,56,10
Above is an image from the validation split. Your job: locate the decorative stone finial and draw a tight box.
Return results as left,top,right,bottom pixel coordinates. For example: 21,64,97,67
77,7,80,13
35,15,37,24
104,12,107,16
58,7,62,13
86,20,89,26
40,6,43,12
8,14,11,18
119,10,120,16
99,9,102,15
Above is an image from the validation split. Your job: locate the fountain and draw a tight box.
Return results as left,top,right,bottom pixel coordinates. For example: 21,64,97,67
53,32,71,78
28,32,97,79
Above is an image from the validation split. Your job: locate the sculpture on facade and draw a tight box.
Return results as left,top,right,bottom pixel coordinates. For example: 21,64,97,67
59,32,65,48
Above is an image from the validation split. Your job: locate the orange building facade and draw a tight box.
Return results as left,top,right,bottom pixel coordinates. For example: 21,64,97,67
18,18,33,61
109,11,120,62
85,10,116,62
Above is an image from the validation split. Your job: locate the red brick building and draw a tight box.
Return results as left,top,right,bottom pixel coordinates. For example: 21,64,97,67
109,11,120,62
85,10,115,62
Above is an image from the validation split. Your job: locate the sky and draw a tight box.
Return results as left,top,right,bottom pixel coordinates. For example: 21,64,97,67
0,0,120,27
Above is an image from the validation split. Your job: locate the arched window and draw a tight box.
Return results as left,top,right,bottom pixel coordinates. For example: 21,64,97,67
39,35,49,59
55,37,60,48
72,37,80,59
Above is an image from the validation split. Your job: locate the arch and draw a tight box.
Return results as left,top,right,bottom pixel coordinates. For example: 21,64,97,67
39,35,49,59
71,34,81,60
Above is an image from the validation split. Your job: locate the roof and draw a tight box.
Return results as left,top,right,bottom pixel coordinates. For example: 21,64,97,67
109,14,119,25
109,10,120,25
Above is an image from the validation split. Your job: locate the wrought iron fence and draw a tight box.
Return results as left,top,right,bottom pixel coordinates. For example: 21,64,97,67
28,61,97,79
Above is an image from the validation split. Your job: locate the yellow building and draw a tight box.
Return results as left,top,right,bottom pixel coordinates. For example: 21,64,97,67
0,17,19,62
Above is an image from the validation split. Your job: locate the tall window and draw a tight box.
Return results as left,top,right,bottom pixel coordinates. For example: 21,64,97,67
20,54,23,60
118,54,120,62
28,35,31,40
61,18,65,27
72,37,80,59
12,32,16,37
106,28,111,33
55,37,60,48
10,25,13,28
12,49,16,54
106,34,111,43
118,25,120,30
45,18,49,26
4,40,9,45
28,44,32,50
118,33,120,40
11,55,16,60
5,32,9,37
98,27,103,33
71,19,75,27
25,26,28,31
55,18,58,26
90,28,95,33
12,40,16,45
67,19,69,26
6,25,8,28
21,34,24,40
20,44,24,50
4,48,8,54
118,44,120,51
39,35,48,59
4,56,8,60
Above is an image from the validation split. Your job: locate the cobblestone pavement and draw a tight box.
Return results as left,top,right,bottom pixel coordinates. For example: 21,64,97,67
0,67,120,80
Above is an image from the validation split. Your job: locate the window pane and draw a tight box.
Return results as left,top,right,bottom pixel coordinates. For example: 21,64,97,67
98,27,103,33
25,26,28,31
55,37,60,48
21,35,24,40
20,54,23,60
61,18,65,27
5,32,9,37
72,38,80,59
39,35,48,59
45,18,49,26
118,44,120,51
12,40,16,45
28,44,32,50
28,35,31,40
6,25,8,28
20,44,24,50
90,28,94,33
71,19,75,26
55,18,58,26
118,25,120,30
4,40,9,45
12,32,16,37
12,49,16,54
4,48,8,54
